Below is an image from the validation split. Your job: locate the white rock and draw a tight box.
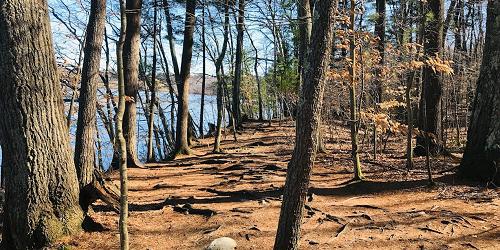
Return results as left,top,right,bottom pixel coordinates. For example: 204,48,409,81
206,237,237,250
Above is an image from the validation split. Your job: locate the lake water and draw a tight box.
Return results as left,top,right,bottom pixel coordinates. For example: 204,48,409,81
0,93,219,171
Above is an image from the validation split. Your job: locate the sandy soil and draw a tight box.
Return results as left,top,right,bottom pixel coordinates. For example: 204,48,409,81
57,120,499,249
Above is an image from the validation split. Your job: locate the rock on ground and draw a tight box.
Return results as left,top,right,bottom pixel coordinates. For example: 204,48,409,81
206,237,237,250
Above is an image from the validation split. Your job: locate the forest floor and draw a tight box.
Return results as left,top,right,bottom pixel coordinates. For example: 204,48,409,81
61,120,499,249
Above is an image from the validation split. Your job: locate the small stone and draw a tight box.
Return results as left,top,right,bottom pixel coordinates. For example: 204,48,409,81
206,237,237,250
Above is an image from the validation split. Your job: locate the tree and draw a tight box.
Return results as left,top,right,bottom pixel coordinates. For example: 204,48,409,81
273,0,337,248
232,0,245,127
349,0,363,180
416,0,444,156
374,0,385,102
0,1,83,248
74,0,108,210
460,1,500,185
147,0,159,162
207,0,231,153
117,0,129,248
123,0,144,167
173,0,197,156
297,0,312,86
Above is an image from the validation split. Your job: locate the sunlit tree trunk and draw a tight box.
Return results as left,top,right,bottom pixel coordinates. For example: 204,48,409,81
74,0,107,210
117,0,129,249
273,1,337,248
123,0,143,167
173,0,197,156
0,1,83,248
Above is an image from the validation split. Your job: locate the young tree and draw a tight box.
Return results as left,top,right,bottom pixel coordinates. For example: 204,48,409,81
123,0,144,167
173,0,197,156
416,0,444,156
208,0,231,153
0,1,83,248
74,0,108,209
349,0,363,180
460,1,500,185
117,0,129,248
273,0,337,248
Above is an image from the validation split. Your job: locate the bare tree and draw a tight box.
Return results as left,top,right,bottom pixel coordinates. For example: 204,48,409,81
173,0,197,156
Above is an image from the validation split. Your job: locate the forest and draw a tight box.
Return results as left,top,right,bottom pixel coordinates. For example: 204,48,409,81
0,0,498,249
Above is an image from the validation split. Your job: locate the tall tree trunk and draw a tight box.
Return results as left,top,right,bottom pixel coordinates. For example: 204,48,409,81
416,0,444,156
74,0,107,210
349,0,363,180
213,0,231,153
273,1,337,248
200,0,206,137
0,1,83,248
123,0,143,167
232,0,245,127
173,0,197,156
374,0,385,102
460,1,500,185
147,3,158,162
117,0,129,248
247,30,264,121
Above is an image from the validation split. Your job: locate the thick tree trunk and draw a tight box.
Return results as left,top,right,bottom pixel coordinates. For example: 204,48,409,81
123,0,143,167
0,1,83,248
416,0,444,156
232,0,245,127
460,1,500,184
273,1,337,248
173,0,197,156
74,0,107,210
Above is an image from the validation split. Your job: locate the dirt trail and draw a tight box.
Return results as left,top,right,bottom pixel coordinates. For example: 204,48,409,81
63,121,499,249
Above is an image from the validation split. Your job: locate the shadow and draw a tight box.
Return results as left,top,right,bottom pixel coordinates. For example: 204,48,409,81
82,216,108,232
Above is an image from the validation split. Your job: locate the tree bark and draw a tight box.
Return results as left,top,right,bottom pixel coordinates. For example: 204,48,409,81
232,0,245,127
273,0,337,248
147,2,158,162
0,1,83,248
374,0,385,102
200,0,207,137
173,0,197,156
74,0,107,210
416,0,444,156
349,0,363,180
117,0,129,248
297,0,312,87
123,0,143,167
460,1,500,184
